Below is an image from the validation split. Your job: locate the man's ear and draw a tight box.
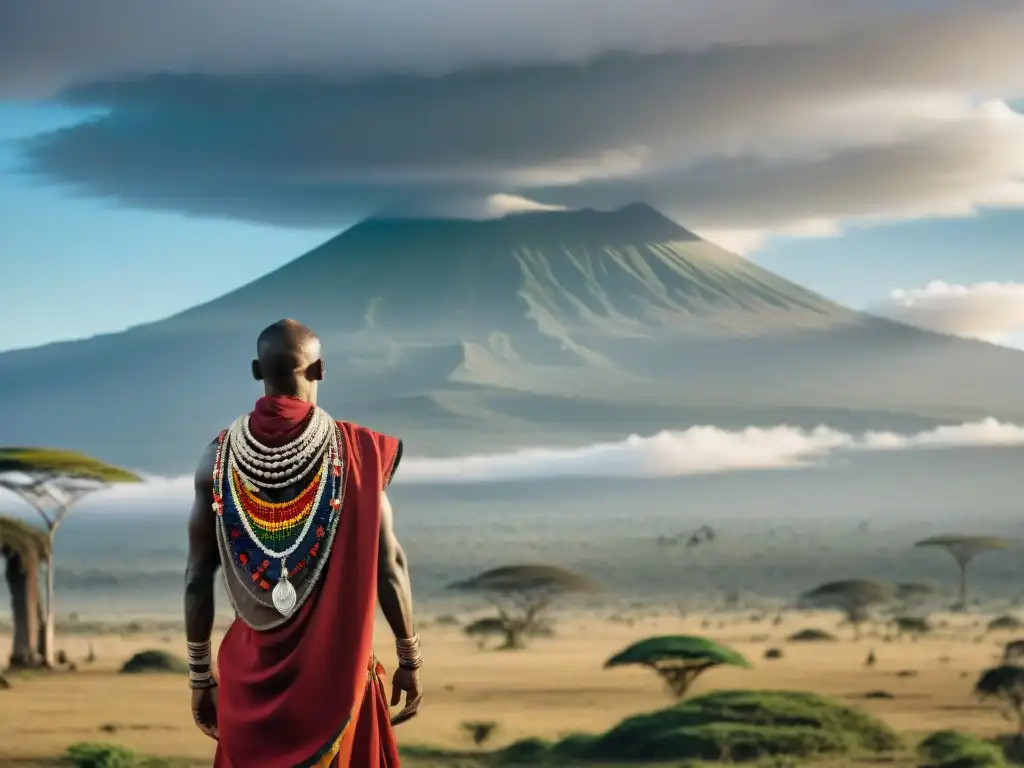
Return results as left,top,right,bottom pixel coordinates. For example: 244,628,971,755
251,360,263,381
309,358,325,382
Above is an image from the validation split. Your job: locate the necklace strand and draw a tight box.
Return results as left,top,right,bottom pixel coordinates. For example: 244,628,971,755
226,445,331,561
227,410,333,485
240,406,324,455
239,410,329,462
229,409,331,472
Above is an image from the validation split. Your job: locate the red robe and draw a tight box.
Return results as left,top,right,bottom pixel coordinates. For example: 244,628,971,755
214,396,402,768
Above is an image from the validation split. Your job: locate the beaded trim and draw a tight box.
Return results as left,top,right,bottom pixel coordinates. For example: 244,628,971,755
214,418,347,630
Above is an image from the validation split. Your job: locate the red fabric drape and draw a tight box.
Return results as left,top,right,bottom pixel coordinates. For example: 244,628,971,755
213,397,401,767
247,395,314,446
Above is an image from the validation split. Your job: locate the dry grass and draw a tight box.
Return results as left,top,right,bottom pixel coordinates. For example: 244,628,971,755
0,609,1016,764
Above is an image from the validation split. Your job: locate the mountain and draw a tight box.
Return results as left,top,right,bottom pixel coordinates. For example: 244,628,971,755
3,203,1024,473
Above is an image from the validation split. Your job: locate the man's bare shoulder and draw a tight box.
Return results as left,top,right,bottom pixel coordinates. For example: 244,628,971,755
194,438,220,491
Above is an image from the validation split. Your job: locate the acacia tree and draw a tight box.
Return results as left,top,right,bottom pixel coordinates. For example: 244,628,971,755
0,515,50,668
890,616,931,641
975,665,1024,737
914,535,1012,612
1004,640,1024,664
800,580,894,640
0,448,140,667
604,635,751,699
447,564,595,650
894,582,935,612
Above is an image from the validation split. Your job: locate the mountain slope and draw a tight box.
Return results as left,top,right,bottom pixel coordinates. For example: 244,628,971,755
2,204,1023,473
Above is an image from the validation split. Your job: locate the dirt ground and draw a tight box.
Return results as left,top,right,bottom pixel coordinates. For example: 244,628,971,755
0,609,1014,764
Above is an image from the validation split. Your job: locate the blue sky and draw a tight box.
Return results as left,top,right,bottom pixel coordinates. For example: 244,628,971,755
3,2,1024,352
0,105,334,351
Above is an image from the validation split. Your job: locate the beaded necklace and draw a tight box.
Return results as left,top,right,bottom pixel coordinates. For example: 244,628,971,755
213,411,344,617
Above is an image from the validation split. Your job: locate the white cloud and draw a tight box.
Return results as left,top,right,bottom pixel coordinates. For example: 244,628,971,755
870,280,1024,344
24,417,1023,508
483,194,568,217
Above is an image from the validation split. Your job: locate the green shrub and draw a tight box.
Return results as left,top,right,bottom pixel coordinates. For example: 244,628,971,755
550,732,600,760
63,742,138,768
564,689,900,763
786,628,838,642
497,737,553,764
118,650,188,675
917,730,1006,768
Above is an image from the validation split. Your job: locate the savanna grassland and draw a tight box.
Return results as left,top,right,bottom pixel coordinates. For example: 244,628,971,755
1,605,1022,768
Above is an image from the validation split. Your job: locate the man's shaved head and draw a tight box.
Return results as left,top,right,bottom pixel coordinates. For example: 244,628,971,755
252,319,324,399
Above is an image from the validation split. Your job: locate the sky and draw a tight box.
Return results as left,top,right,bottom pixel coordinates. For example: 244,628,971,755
2,0,1024,352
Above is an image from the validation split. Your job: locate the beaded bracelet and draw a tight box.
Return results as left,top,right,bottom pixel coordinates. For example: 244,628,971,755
187,640,217,690
396,634,423,670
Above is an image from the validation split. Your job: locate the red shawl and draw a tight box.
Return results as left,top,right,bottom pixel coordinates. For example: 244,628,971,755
214,396,402,768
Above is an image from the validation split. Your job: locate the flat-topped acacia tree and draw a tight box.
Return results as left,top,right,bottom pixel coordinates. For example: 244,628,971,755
604,635,752,699
447,564,596,650
914,535,1013,612
800,579,894,640
0,515,50,668
0,447,141,667
975,665,1024,735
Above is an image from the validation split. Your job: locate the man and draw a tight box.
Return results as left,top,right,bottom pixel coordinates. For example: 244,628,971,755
185,319,422,767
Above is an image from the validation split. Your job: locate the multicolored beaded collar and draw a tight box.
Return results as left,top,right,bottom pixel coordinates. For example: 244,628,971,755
213,418,344,618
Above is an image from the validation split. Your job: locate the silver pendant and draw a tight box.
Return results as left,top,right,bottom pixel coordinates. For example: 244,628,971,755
272,564,298,616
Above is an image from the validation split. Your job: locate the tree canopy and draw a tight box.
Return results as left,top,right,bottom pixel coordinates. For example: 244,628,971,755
448,564,596,650
976,665,1024,697
975,664,1024,731
0,446,141,519
605,635,752,670
913,535,1013,564
802,579,894,607
448,564,596,594
801,580,894,639
604,635,751,699
913,535,1014,611
0,447,142,484
894,582,935,601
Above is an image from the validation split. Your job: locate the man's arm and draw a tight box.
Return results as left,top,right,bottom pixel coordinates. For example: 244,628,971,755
377,490,415,640
185,442,220,646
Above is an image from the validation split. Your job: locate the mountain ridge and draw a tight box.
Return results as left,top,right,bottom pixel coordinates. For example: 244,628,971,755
1,204,1023,473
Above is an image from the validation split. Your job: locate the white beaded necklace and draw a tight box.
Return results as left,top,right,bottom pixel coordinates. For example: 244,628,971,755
239,408,331,464
228,408,333,488
241,406,325,455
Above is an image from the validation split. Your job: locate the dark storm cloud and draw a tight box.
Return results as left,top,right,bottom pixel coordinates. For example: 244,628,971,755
0,0,915,95
4,1,1024,237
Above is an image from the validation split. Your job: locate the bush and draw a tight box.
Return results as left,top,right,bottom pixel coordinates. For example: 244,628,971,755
63,742,138,768
917,729,1005,767
119,650,188,675
498,737,553,764
988,616,1023,633
592,690,899,762
786,628,838,642
494,690,901,764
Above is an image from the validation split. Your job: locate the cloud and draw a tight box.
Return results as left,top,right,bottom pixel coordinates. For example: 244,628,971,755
26,417,1023,508
4,3,1024,242
870,280,1024,344
0,0,932,94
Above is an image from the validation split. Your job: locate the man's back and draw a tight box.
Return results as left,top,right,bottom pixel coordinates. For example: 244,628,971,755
184,320,421,768
214,417,396,766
